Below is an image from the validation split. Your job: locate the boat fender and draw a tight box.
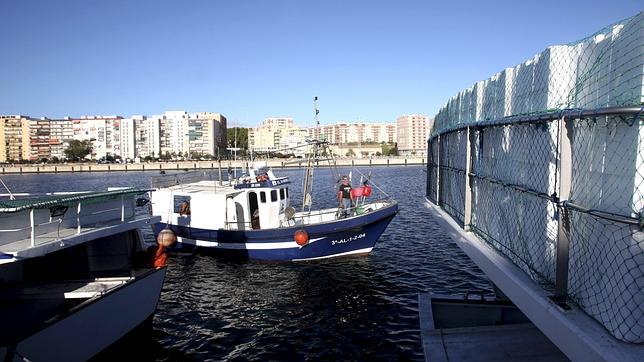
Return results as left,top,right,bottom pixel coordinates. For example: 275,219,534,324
153,244,168,269
350,187,364,198
157,228,177,247
294,229,309,246
363,185,372,197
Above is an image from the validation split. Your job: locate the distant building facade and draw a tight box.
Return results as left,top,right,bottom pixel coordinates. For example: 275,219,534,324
0,115,28,162
159,111,227,158
134,115,161,159
306,122,396,144
396,114,431,156
249,117,307,153
49,118,74,160
71,115,123,159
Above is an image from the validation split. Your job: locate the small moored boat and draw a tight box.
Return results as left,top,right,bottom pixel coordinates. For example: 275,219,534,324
0,187,166,361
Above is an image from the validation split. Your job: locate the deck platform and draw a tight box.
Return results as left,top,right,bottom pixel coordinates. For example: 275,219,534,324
424,200,644,361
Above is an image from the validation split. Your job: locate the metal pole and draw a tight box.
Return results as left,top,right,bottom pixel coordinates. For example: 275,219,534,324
30,208,35,247
555,117,573,300
464,128,474,230
436,134,441,205
218,160,223,186
77,201,82,234
121,196,125,222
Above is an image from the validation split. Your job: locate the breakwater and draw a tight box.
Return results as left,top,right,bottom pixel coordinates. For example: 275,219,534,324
0,157,425,174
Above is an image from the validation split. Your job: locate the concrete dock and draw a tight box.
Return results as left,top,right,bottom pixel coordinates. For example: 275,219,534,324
0,157,425,174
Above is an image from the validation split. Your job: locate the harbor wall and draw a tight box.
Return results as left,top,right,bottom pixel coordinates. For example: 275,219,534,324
0,157,426,174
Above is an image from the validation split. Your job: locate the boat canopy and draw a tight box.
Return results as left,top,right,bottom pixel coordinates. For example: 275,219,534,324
0,188,152,213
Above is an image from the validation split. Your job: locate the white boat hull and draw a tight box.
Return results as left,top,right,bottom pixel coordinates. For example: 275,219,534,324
7,268,166,362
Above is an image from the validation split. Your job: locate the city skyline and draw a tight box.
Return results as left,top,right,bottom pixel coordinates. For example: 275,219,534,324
0,109,415,128
1,1,641,126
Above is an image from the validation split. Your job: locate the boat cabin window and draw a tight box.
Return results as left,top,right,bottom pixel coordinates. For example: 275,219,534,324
174,196,191,215
285,188,289,198
279,188,285,200
249,192,260,229
271,190,277,202
260,191,266,203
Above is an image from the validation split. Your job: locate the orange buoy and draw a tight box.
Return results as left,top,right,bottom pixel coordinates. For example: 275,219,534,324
294,229,309,246
157,228,177,247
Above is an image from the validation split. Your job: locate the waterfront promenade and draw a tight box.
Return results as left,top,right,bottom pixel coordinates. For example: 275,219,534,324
0,157,425,174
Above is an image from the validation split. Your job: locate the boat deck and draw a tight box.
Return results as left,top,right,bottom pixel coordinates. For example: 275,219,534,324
418,293,567,361
0,216,159,262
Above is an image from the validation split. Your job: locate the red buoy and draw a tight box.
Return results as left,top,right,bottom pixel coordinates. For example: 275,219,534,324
363,185,372,197
294,229,309,246
351,187,364,198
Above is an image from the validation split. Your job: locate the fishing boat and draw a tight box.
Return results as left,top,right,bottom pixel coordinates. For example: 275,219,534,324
150,100,398,261
0,187,166,361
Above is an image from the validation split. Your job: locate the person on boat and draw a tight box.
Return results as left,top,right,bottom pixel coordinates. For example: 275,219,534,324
251,209,260,229
179,200,190,216
337,176,354,218
256,173,269,183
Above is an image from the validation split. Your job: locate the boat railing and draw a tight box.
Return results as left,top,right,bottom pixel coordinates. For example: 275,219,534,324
222,198,396,230
151,171,215,189
286,198,396,226
0,189,151,249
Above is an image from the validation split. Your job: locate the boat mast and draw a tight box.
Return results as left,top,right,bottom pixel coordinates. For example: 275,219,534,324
301,97,319,213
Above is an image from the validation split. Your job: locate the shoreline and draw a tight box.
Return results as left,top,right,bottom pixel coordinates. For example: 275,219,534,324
0,157,426,174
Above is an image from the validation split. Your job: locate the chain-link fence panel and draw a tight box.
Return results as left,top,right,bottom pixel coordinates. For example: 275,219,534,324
438,130,467,225
426,138,439,203
470,122,559,285
566,114,644,343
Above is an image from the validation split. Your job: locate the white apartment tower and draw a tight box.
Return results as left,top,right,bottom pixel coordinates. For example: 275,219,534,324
134,115,161,159
158,111,227,158
72,116,122,159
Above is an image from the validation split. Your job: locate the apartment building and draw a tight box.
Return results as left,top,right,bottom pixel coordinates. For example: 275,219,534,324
49,118,74,160
191,112,227,158
134,115,161,159
0,115,28,162
307,122,396,144
72,115,123,159
26,118,52,161
248,117,308,153
157,111,227,158
396,114,431,156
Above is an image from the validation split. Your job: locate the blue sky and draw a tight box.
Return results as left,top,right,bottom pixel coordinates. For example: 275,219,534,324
0,0,641,126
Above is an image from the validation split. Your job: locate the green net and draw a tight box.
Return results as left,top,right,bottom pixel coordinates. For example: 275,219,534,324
0,189,152,213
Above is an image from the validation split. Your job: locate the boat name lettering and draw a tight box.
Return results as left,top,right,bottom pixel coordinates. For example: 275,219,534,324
331,233,366,246
271,179,288,186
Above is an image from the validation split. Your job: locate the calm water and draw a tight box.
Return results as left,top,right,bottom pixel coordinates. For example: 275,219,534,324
1,166,492,361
